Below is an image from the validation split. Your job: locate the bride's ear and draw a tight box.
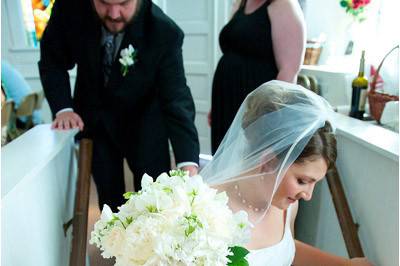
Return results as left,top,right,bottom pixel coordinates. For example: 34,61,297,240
260,152,279,174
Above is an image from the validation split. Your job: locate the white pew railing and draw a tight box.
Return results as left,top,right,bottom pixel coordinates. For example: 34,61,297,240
1,124,78,266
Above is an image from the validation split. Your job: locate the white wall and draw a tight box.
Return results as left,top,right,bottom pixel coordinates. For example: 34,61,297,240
154,0,232,154
303,0,382,64
303,0,354,64
303,0,399,96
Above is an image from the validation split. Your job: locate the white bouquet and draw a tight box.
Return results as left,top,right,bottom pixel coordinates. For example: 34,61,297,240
90,170,251,266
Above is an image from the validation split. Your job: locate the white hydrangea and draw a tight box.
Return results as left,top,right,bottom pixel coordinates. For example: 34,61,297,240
90,170,251,266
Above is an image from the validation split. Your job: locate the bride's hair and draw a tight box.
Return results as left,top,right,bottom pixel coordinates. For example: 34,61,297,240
202,80,337,223
298,122,337,170
242,82,337,171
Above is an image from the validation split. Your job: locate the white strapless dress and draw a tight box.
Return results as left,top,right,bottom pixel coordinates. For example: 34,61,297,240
246,205,295,266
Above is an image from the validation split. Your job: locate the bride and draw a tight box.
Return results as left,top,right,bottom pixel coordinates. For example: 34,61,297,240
201,80,373,266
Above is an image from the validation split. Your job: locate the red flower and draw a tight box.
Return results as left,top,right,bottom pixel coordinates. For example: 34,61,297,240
340,0,371,21
352,0,371,9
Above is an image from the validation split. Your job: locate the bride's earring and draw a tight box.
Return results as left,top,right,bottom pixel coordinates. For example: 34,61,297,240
260,156,279,176
259,165,266,180
260,161,274,174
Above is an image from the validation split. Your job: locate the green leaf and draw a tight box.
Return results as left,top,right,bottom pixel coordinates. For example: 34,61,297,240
227,246,250,266
169,169,188,177
340,0,348,7
229,258,249,266
230,246,250,257
123,191,134,199
125,217,133,225
185,225,196,237
183,214,203,237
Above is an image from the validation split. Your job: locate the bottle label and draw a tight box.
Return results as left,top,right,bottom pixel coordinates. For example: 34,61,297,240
358,88,368,111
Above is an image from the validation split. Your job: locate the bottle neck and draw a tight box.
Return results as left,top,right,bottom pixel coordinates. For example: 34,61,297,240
358,51,365,77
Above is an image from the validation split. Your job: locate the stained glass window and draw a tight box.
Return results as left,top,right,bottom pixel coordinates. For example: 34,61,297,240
19,0,55,47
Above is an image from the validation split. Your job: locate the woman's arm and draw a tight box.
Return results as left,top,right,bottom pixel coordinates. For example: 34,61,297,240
293,241,373,266
230,0,242,18
294,240,349,266
268,0,306,83
290,202,373,266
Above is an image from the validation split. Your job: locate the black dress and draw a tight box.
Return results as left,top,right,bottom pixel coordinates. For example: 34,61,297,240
211,0,278,154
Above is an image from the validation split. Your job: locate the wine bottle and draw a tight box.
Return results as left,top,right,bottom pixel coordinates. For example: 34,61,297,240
349,50,369,119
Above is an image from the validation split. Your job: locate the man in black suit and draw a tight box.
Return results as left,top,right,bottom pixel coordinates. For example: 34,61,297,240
39,0,200,211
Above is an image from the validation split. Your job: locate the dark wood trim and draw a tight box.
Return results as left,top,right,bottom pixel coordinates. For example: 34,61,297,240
326,165,364,258
69,139,93,266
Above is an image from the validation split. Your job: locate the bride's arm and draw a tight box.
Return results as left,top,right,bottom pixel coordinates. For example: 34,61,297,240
293,241,349,266
290,202,372,266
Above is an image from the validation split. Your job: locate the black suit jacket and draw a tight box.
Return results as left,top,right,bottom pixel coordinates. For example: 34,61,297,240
39,0,199,165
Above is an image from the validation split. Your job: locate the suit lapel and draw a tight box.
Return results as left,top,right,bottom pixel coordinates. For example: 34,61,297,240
86,16,103,90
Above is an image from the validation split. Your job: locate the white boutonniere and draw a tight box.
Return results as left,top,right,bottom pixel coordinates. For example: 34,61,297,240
119,44,137,76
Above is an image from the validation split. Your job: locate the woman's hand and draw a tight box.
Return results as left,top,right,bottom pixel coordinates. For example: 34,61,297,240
349,257,374,266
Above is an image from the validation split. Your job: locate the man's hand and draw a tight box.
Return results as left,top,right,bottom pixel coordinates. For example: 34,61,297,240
52,111,84,131
181,165,198,176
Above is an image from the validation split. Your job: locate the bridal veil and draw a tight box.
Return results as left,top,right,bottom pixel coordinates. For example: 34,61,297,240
200,80,335,224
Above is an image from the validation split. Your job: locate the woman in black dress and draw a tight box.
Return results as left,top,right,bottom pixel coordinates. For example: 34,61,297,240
210,0,306,154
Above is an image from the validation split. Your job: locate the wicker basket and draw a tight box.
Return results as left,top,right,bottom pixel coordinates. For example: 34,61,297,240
303,40,322,65
368,45,399,123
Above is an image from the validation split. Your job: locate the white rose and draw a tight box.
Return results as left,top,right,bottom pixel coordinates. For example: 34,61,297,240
121,215,166,263
101,225,126,258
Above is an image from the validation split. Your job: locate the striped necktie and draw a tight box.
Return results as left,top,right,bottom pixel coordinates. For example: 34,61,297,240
103,34,115,86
